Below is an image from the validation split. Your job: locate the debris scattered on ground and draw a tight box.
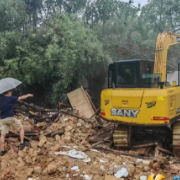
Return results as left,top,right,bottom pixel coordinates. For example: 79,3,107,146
0,89,179,179
0,110,179,180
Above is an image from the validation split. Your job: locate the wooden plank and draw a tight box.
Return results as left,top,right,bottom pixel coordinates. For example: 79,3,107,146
90,107,100,119
85,91,96,111
9,130,32,141
67,86,95,119
136,148,147,155
156,147,173,155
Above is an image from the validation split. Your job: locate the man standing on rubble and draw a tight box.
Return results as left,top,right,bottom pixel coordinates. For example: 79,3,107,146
0,91,33,156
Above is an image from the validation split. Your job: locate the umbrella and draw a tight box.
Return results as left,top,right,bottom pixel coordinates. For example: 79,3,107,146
0,78,22,94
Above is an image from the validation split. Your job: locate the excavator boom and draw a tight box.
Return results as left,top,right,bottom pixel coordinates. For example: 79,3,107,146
154,28,180,87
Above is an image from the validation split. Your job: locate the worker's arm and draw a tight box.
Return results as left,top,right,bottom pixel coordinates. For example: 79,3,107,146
17,94,33,101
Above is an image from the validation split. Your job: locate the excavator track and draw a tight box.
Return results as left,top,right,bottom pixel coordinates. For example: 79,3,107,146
173,121,180,157
113,125,131,148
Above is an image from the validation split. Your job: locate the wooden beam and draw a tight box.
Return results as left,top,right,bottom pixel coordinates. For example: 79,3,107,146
9,130,32,141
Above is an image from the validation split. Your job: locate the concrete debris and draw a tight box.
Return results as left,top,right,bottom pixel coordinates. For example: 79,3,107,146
0,101,179,180
38,136,47,147
105,175,123,180
33,167,42,174
47,163,57,174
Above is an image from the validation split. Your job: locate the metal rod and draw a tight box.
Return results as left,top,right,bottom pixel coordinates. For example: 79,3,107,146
172,26,180,32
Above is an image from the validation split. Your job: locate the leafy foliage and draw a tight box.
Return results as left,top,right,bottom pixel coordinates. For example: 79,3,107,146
0,15,109,104
0,0,26,31
141,0,180,32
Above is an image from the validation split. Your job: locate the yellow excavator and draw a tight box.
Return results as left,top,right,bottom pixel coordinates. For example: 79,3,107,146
101,27,180,156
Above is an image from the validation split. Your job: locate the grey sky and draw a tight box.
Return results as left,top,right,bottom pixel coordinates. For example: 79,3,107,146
122,0,148,7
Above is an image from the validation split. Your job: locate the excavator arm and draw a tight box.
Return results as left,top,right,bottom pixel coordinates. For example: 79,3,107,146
153,27,180,87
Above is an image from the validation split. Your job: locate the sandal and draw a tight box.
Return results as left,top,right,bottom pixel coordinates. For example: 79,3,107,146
0,150,8,156
19,142,30,150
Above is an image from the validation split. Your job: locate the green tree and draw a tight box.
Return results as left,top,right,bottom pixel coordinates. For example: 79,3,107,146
0,0,26,31
94,16,156,62
25,0,43,32
0,15,110,104
84,0,139,26
141,0,180,32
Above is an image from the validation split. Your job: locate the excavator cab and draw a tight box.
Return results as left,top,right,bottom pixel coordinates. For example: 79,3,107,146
108,59,154,88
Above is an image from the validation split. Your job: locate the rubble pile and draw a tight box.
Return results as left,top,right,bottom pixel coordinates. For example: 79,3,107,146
0,113,180,180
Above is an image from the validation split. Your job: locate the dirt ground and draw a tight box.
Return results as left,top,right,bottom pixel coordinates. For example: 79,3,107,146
0,114,180,180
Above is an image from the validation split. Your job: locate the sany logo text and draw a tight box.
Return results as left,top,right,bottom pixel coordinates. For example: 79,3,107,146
111,108,139,118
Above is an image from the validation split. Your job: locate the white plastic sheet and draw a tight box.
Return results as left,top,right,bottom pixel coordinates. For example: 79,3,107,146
140,176,147,180
114,167,129,178
54,149,91,162
71,166,80,172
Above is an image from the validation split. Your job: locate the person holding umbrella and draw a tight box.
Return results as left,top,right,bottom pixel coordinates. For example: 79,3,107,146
0,78,33,156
